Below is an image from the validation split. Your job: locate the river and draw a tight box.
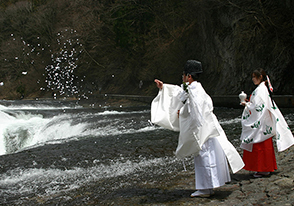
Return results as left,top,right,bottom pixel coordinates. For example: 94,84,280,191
0,99,293,205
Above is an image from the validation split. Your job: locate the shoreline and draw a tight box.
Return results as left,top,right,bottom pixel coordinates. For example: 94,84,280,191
25,142,294,205
2,94,294,108
102,146,294,205
5,94,293,108
78,94,294,108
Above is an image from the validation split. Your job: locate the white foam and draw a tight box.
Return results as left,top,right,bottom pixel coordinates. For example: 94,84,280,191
0,108,157,155
97,110,150,116
219,117,241,125
0,156,177,197
0,114,49,155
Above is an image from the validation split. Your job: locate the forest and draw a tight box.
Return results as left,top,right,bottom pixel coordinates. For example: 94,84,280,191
0,0,294,99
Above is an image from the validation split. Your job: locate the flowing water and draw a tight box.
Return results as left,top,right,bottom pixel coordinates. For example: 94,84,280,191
0,99,293,204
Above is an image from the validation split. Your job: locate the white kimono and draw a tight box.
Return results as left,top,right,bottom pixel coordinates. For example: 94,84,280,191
240,82,294,152
151,82,244,189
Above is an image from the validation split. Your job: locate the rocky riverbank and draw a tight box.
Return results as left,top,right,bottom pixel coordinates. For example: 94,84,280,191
93,146,294,205
22,143,294,206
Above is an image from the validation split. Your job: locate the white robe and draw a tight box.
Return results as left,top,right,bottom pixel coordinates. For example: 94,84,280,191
194,137,231,189
151,82,244,189
240,82,294,152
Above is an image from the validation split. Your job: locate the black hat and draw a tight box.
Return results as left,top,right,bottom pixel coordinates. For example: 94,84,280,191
184,60,203,74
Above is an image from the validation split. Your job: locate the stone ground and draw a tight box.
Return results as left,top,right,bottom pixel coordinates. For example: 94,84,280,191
97,146,294,206
26,144,294,206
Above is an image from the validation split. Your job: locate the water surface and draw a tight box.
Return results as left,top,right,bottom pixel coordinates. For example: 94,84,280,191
0,100,293,204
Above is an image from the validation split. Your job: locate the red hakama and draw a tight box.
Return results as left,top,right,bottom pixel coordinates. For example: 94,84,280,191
242,137,277,172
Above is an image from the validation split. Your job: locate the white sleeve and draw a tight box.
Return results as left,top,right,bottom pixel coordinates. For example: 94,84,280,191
151,84,183,131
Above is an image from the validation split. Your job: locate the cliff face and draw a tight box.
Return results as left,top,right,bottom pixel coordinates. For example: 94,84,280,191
0,0,293,99
196,0,294,96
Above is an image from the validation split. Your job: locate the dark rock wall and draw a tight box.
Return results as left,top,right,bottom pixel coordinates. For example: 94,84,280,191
0,0,293,99
172,1,294,96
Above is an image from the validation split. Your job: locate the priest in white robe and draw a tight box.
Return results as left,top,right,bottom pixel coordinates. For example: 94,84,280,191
151,60,244,197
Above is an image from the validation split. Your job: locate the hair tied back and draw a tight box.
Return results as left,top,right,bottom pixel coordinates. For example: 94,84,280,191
266,75,273,93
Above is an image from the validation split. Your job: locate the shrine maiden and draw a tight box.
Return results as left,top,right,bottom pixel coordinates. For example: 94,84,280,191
240,69,294,177
151,60,244,197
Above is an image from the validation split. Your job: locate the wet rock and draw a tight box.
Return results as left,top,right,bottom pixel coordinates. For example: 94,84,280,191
5,138,294,205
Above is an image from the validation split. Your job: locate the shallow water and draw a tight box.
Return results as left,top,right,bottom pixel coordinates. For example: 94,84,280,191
0,100,293,204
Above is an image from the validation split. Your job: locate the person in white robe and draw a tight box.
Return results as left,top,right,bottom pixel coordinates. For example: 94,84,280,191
151,60,244,197
240,69,294,177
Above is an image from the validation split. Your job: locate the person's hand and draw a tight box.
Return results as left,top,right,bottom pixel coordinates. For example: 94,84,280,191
240,99,248,106
154,79,163,90
240,102,246,106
